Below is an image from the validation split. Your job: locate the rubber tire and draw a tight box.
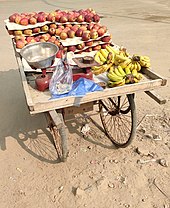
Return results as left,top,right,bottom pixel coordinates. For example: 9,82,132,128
99,94,136,148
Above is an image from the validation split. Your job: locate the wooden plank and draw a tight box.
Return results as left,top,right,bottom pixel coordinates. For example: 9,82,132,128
145,90,166,104
48,110,62,128
15,55,35,111
142,68,167,86
30,78,164,114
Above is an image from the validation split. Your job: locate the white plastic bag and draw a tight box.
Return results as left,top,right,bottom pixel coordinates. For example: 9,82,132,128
49,55,73,95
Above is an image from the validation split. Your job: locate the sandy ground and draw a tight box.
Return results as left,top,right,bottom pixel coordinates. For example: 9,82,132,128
0,0,170,208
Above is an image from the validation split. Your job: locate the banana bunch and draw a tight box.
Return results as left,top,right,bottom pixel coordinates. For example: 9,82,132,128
139,55,151,68
91,45,119,75
107,64,143,87
107,65,126,87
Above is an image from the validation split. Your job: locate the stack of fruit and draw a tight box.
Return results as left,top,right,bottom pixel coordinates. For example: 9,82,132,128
92,45,151,87
6,8,112,52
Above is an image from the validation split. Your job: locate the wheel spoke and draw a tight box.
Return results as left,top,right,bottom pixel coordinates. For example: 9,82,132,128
99,94,136,147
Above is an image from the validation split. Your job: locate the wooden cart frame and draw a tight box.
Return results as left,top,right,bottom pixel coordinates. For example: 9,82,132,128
15,49,167,162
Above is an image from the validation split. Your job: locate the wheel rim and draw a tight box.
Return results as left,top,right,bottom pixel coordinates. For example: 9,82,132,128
99,95,135,147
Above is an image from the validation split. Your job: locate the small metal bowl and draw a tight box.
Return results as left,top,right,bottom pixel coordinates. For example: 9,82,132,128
20,42,59,69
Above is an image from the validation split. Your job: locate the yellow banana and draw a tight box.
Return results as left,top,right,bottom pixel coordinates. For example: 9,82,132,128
132,69,138,77
94,52,102,64
92,65,106,75
91,65,102,71
140,55,150,62
125,78,131,84
108,78,125,87
119,58,132,69
134,78,139,83
107,71,123,82
117,65,126,77
114,67,124,77
100,49,109,59
115,54,129,63
98,52,107,63
124,64,131,75
135,72,143,80
136,62,141,71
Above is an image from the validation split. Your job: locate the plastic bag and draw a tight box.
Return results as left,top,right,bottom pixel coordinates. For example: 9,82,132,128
50,77,103,99
49,55,73,95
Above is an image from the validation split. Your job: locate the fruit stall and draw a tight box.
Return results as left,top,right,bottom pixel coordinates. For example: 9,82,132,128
5,8,167,161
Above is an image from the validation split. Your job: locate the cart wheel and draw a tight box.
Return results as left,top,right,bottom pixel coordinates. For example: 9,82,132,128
99,94,136,148
45,111,68,162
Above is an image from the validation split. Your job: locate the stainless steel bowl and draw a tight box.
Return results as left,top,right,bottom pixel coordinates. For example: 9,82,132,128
20,42,59,69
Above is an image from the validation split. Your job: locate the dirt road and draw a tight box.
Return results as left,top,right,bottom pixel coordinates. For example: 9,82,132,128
0,0,170,208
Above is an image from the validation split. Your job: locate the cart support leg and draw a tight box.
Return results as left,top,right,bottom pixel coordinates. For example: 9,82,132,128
45,110,68,162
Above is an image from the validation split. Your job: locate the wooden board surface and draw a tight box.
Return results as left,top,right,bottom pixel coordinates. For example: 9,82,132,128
16,55,167,115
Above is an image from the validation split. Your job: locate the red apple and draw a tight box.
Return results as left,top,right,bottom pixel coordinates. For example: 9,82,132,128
87,22,95,30
23,29,32,35
92,24,100,31
83,47,92,52
32,27,41,33
67,45,76,52
60,32,68,40
75,28,83,37
54,39,60,47
20,17,29,26
82,31,91,41
29,16,37,24
41,25,49,32
67,30,75,38
26,36,35,43
101,36,111,42
85,14,93,23
85,40,94,46
46,14,56,22
14,15,22,24
65,23,72,28
55,13,62,22
63,27,70,33
57,25,64,30
93,14,100,22
59,16,68,23
16,40,25,49
90,30,98,39
9,13,19,22
14,35,25,42
71,25,80,32
68,14,76,22
101,43,110,49
76,14,84,23
55,28,62,36
37,15,46,22
79,25,87,31
49,23,57,29
14,30,23,36
97,27,105,37
34,36,41,42
92,45,101,51
41,34,50,41
100,25,107,33
76,42,85,50
49,28,56,35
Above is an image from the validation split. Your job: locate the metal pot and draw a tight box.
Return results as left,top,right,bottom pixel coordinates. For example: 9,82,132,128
20,42,59,69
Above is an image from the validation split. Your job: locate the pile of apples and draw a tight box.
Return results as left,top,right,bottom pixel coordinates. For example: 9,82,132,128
14,33,61,49
8,8,100,26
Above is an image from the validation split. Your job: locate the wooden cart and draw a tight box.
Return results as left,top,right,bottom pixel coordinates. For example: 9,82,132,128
14,48,167,162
